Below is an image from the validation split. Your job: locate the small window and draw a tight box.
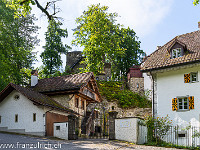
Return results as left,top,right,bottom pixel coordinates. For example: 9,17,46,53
0,116,1,124
81,100,85,110
184,72,198,83
75,98,79,108
14,95,20,100
112,106,115,110
178,134,186,138
191,72,198,82
56,126,60,130
33,113,36,122
15,114,18,123
172,48,182,58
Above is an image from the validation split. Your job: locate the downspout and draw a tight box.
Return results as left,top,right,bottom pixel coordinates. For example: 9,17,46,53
150,72,155,118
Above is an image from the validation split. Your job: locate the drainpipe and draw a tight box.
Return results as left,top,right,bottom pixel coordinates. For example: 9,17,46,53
150,72,155,118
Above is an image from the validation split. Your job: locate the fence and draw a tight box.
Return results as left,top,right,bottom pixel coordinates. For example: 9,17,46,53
153,125,200,148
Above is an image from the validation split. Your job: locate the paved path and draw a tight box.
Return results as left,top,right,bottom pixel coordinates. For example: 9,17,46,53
0,132,184,150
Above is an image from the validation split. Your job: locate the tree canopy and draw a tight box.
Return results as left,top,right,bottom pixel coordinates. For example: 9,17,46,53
73,4,143,79
193,0,199,5
0,0,39,90
72,4,124,75
40,20,69,77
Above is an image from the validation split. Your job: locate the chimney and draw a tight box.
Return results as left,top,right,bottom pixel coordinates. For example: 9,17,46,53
31,70,38,87
198,22,200,30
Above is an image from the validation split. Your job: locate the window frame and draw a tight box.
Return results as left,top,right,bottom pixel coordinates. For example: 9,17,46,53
190,72,198,83
75,98,79,108
177,96,189,111
172,48,182,59
15,114,18,123
33,113,36,122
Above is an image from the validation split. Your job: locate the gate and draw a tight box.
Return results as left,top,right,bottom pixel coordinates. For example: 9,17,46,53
81,105,109,139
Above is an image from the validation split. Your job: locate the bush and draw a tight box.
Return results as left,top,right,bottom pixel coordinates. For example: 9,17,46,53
97,81,151,108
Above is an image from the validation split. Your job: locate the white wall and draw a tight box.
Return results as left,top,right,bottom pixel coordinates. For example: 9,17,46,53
0,90,45,135
143,73,152,100
115,118,147,144
156,64,200,127
54,122,68,140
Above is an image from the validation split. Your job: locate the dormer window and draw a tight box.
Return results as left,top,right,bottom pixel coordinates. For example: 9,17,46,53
172,48,181,58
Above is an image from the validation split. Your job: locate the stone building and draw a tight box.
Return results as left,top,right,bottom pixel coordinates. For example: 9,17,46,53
127,65,144,93
66,51,111,81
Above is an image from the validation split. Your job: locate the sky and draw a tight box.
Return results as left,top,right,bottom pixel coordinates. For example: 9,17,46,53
31,0,200,69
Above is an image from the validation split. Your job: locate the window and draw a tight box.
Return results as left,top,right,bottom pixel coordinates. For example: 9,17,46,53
14,95,20,100
81,100,85,110
172,96,194,111
178,97,188,110
75,98,79,108
56,126,60,130
184,72,198,83
15,114,18,123
33,113,36,122
0,116,1,124
191,72,198,82
172,48,181,58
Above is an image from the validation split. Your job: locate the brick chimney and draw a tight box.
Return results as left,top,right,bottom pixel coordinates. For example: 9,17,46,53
31,70,38,87
198,22,200,30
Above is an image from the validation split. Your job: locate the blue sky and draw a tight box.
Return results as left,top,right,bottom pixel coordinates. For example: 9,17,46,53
32,0,200,69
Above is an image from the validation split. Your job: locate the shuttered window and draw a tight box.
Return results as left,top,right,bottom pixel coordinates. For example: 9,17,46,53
184,72,198,83
172,96,194,111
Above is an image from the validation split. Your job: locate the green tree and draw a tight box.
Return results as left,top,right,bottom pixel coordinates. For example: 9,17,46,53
193,0,199,5
5,0,60,20
113,27,144,79
0,0,39,90
72,4,124,75
40,20,69,77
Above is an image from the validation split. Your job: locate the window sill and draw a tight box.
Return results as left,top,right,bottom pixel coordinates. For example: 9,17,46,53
176,109,190,112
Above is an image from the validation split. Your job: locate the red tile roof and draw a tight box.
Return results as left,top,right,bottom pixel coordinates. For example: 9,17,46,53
141,30,200,72
33,72,94,93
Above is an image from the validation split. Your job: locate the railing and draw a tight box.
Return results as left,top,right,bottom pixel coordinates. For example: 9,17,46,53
83,88,95,100
151,125,200,148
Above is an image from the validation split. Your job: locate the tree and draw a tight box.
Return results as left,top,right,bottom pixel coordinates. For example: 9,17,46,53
72,4,124,75
40,20,69,77
113,27,144,79
0,0,39,90
193,0,199,5
5,0,61,20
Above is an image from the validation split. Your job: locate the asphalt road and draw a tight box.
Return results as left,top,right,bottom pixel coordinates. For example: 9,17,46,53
0,132,182,150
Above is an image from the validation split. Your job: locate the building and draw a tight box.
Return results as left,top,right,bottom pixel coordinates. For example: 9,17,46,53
141,24,200,129
0,71,102,138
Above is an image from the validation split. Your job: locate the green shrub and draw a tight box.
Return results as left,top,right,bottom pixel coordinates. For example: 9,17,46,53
97,81,151,108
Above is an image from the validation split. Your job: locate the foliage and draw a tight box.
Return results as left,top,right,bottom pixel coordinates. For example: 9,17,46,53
40,20,69,77
193,0,199,5
113,27,144,79
72,4,125,75
97,81,151,108
5,0,61,20
0,0,39,90
144,115,172,144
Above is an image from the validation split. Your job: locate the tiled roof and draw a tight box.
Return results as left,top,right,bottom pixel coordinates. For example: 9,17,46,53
141,30,200,71
33,72,94,93
0,83,78,115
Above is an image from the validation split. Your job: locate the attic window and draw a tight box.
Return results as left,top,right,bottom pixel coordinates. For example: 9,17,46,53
172,48,181,58
14,95,20,100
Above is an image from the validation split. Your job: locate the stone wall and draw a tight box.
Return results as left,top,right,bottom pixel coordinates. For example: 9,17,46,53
127,77,144,93
87,98,151,119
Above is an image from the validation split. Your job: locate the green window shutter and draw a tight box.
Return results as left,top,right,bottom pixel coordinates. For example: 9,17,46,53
172,98,178,111
184,74,190,83
189,96,194,110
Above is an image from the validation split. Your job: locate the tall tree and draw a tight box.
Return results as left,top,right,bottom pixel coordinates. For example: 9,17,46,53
40,20,69,77
193,0,199,5
0,0,39,90
72,4,124,75
113,27,143,79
